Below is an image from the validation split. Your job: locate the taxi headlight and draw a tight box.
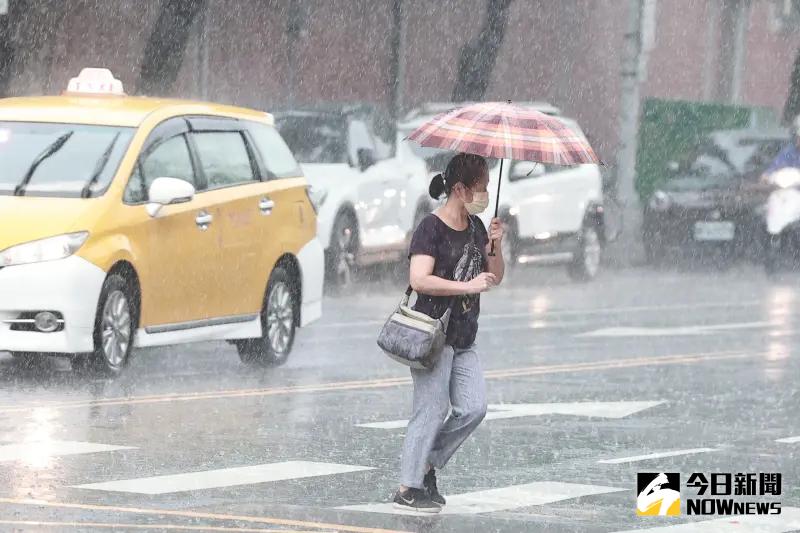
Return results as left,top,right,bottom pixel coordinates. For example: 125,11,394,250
0,232,89,268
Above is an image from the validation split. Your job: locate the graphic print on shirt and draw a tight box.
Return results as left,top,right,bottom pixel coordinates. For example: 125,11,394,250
453,220,484,313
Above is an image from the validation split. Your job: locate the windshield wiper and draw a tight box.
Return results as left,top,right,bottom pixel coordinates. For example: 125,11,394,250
81,132,121,198
14,131,74,196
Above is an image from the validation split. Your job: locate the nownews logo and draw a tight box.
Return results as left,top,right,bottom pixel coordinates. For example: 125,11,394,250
637,473,680,516
637,472,782,517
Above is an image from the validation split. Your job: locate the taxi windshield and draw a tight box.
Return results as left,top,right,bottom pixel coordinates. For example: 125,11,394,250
0,121,134,198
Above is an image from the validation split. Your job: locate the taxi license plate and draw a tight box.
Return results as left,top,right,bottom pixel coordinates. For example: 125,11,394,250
694,221,735,241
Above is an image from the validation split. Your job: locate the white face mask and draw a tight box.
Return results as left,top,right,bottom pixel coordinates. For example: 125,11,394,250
465,191,490,215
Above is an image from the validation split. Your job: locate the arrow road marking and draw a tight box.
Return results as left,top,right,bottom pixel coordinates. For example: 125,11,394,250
598,448,718,464
356,400,665,429
74,461,374,495
339,481,626,515
0,441,134,463
776,436,800,443
576,322,769,338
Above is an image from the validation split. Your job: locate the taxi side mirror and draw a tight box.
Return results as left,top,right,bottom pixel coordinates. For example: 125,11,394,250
146,177,195,217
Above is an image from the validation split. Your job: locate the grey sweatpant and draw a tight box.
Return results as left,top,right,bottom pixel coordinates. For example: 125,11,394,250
400,345,488,489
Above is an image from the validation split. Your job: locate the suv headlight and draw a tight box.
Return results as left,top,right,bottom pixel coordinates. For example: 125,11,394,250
649,190,671,211
0,232,89,268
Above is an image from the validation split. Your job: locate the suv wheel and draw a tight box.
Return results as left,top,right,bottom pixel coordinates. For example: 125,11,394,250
327,213,358,290
238,267,297,367
500,219,518,269
568,225,602,281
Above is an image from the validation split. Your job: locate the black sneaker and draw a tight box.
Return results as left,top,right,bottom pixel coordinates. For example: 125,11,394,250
424,469,446,505
393,488,442,513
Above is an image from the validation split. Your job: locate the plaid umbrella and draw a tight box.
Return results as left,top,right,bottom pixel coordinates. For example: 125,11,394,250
406,101,599,166
406,101,600,254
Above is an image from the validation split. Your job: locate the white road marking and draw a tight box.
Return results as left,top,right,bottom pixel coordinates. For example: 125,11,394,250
776,436,800,443
339,481,625,515
0,441,134,463
598,448,718,464
577,322,769,338
613,506,800,532
74,461,373,495
356,401,665,429
316,300,763,329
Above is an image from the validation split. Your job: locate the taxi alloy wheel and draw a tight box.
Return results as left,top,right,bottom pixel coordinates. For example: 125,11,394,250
238,266,297,367
85,274,136,376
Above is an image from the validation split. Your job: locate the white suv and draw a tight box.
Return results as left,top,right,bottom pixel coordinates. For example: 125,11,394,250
275,106,432,287
403,103,605,281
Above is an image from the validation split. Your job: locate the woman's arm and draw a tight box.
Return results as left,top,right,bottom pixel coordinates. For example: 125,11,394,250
410,255,495,296
485,218,505,284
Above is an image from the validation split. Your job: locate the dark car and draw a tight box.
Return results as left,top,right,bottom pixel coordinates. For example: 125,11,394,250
642,129,786,265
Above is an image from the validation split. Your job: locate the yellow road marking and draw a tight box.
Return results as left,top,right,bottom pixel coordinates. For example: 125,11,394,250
0,350,748,414
0,519,323,532
0,498,410,533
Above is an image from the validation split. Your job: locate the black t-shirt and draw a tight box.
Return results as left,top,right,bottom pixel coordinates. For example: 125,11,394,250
408,213,489,349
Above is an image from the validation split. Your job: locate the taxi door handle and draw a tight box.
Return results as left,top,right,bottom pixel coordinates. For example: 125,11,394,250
259,197,275,215
195,211,213,230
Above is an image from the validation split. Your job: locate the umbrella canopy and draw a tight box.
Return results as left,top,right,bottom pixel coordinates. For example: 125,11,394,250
406,101,600,256
406,101,599,166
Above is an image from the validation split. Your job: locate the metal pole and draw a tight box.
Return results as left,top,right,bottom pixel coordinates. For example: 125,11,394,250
198,3,209,100
613,0,646,263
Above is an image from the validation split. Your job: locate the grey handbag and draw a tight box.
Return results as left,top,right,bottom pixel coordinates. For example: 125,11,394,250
376,287,452,369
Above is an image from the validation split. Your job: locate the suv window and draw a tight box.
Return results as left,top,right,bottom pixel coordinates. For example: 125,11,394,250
348,119,377,166
247,122,301,178
192,131,256,189
125,135,196,203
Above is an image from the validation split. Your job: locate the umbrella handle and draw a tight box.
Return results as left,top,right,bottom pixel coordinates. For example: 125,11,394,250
488,158,504,257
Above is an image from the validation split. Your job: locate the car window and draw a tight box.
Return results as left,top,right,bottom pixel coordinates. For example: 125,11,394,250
0,121,134,198
192,131,255,189
125,135,196,203
275,115,348,164
348,119,377,165
742,140,785,176
247,122,301,178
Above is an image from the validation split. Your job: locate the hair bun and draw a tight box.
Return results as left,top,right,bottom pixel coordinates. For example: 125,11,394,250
428,173,446,200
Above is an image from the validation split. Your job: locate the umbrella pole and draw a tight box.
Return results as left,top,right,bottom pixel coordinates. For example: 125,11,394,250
489,158,504,257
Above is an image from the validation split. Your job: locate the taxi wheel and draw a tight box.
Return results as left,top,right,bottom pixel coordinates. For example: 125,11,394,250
238,267,297,367
84,275,137,376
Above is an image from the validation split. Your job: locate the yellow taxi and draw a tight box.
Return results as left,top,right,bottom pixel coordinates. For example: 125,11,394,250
0,68,323,374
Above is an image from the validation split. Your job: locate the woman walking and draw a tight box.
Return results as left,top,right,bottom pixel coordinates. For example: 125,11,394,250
393,153,505,512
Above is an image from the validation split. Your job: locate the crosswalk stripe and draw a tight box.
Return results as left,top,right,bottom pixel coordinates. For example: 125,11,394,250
612,506,800,532
598,448,718,464
0,440,134,463
775,436,800,443
356,401,665,429
73,461,373,495
338,481,625,515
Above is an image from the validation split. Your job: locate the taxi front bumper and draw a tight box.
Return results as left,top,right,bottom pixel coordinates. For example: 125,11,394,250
0,256,106,354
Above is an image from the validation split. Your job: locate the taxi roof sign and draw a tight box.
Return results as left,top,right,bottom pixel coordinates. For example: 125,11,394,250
66,68,125,96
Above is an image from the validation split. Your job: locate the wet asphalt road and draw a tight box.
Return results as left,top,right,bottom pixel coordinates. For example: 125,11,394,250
0,263,799,533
